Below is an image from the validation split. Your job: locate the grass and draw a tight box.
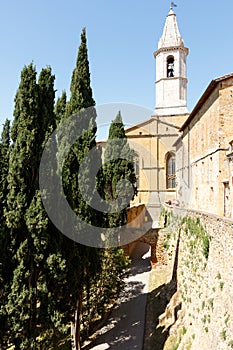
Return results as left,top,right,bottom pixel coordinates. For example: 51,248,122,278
163,240,170,250
181,216,210,260
181,326,187,336
220,329,227,341
208,298,214,310
172,343,180,350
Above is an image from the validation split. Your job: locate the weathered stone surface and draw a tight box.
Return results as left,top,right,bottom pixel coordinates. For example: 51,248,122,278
160,208,233,350
176,74,233,218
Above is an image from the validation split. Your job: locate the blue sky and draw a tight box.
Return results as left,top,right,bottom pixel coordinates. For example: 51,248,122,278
0,0,233,134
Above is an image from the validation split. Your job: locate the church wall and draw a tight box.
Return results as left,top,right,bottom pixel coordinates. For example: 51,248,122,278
219,79,233,149
126,117,181,220
228,155,233,218
159,114,189,129
176,84,230,216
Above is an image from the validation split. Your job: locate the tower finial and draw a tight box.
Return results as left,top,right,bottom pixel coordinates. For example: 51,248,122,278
170,1,177,10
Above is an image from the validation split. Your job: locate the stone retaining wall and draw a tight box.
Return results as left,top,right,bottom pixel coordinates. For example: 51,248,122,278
162,207,233,349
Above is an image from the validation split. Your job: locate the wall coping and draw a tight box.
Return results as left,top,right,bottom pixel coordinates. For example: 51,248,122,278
170,206,233,227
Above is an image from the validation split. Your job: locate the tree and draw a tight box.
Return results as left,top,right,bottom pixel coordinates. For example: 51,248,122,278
54,90,67,126
66,28,95,117
58,28,101,350
103,111,137,229
98,111,137,324
0,119,11,348
4,64,63,349
0,119,10,210
6,63,39,232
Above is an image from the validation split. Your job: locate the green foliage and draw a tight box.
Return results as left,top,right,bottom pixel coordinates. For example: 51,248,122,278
57,29,131,349
82,248,130,339
181,326,187,335
0,119,11,347
54,90,67,125
3,63,68,349
163,240,170,250
0,30,134,349
202,235,209,259
224,315,230,326
182,216,210,260
159,207,173,227
172,340,181,350
102,111,137,229
208,298,214,311
220,328,227,341
0,119,10,207
66,28,95,117
57,27,102,349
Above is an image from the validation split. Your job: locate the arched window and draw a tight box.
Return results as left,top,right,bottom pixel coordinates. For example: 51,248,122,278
134,152,140,188
167,56,174,78
166,152,176,189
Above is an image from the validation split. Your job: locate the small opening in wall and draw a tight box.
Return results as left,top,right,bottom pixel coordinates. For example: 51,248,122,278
139,131,142,135
167,56,174,78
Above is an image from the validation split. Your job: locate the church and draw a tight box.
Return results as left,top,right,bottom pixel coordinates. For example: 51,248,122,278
125,5,233,220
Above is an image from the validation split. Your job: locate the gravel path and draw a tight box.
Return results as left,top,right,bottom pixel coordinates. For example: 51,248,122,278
83,242,151,350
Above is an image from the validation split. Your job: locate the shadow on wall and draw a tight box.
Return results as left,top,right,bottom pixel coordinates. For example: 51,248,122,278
144,230,181,350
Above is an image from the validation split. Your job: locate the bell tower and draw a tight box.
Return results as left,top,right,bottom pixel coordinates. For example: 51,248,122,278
153,6,189,116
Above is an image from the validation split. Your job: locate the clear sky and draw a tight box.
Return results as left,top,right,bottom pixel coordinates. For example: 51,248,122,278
0,0,233,134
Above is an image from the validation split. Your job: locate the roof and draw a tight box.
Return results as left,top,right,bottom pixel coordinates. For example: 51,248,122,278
158,8,184,50
180,73,233,132
125,116,181,134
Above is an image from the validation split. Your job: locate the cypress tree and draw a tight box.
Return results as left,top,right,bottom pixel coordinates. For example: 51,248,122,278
58,28,102,350
0,119,10,210
5,63,40,349
93,111,136,329
54,90,67,125
103,111,137,228
66,28,95,117
5,64,62,349
60,32,133,349
0,119,11,348
6,63,39,232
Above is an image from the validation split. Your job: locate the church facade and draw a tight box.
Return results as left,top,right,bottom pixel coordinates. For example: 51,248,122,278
126,6,233,220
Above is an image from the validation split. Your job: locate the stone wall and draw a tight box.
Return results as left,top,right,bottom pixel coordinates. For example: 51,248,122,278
176,76,233,218
160,207,233,350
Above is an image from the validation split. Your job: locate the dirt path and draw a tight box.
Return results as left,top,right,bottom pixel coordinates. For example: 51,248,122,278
83,242,151,350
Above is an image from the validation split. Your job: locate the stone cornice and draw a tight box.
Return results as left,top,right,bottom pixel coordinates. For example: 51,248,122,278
155,77,188,84
154,46,189,57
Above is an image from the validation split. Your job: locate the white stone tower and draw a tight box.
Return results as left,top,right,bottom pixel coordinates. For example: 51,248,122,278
153,6,189,116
